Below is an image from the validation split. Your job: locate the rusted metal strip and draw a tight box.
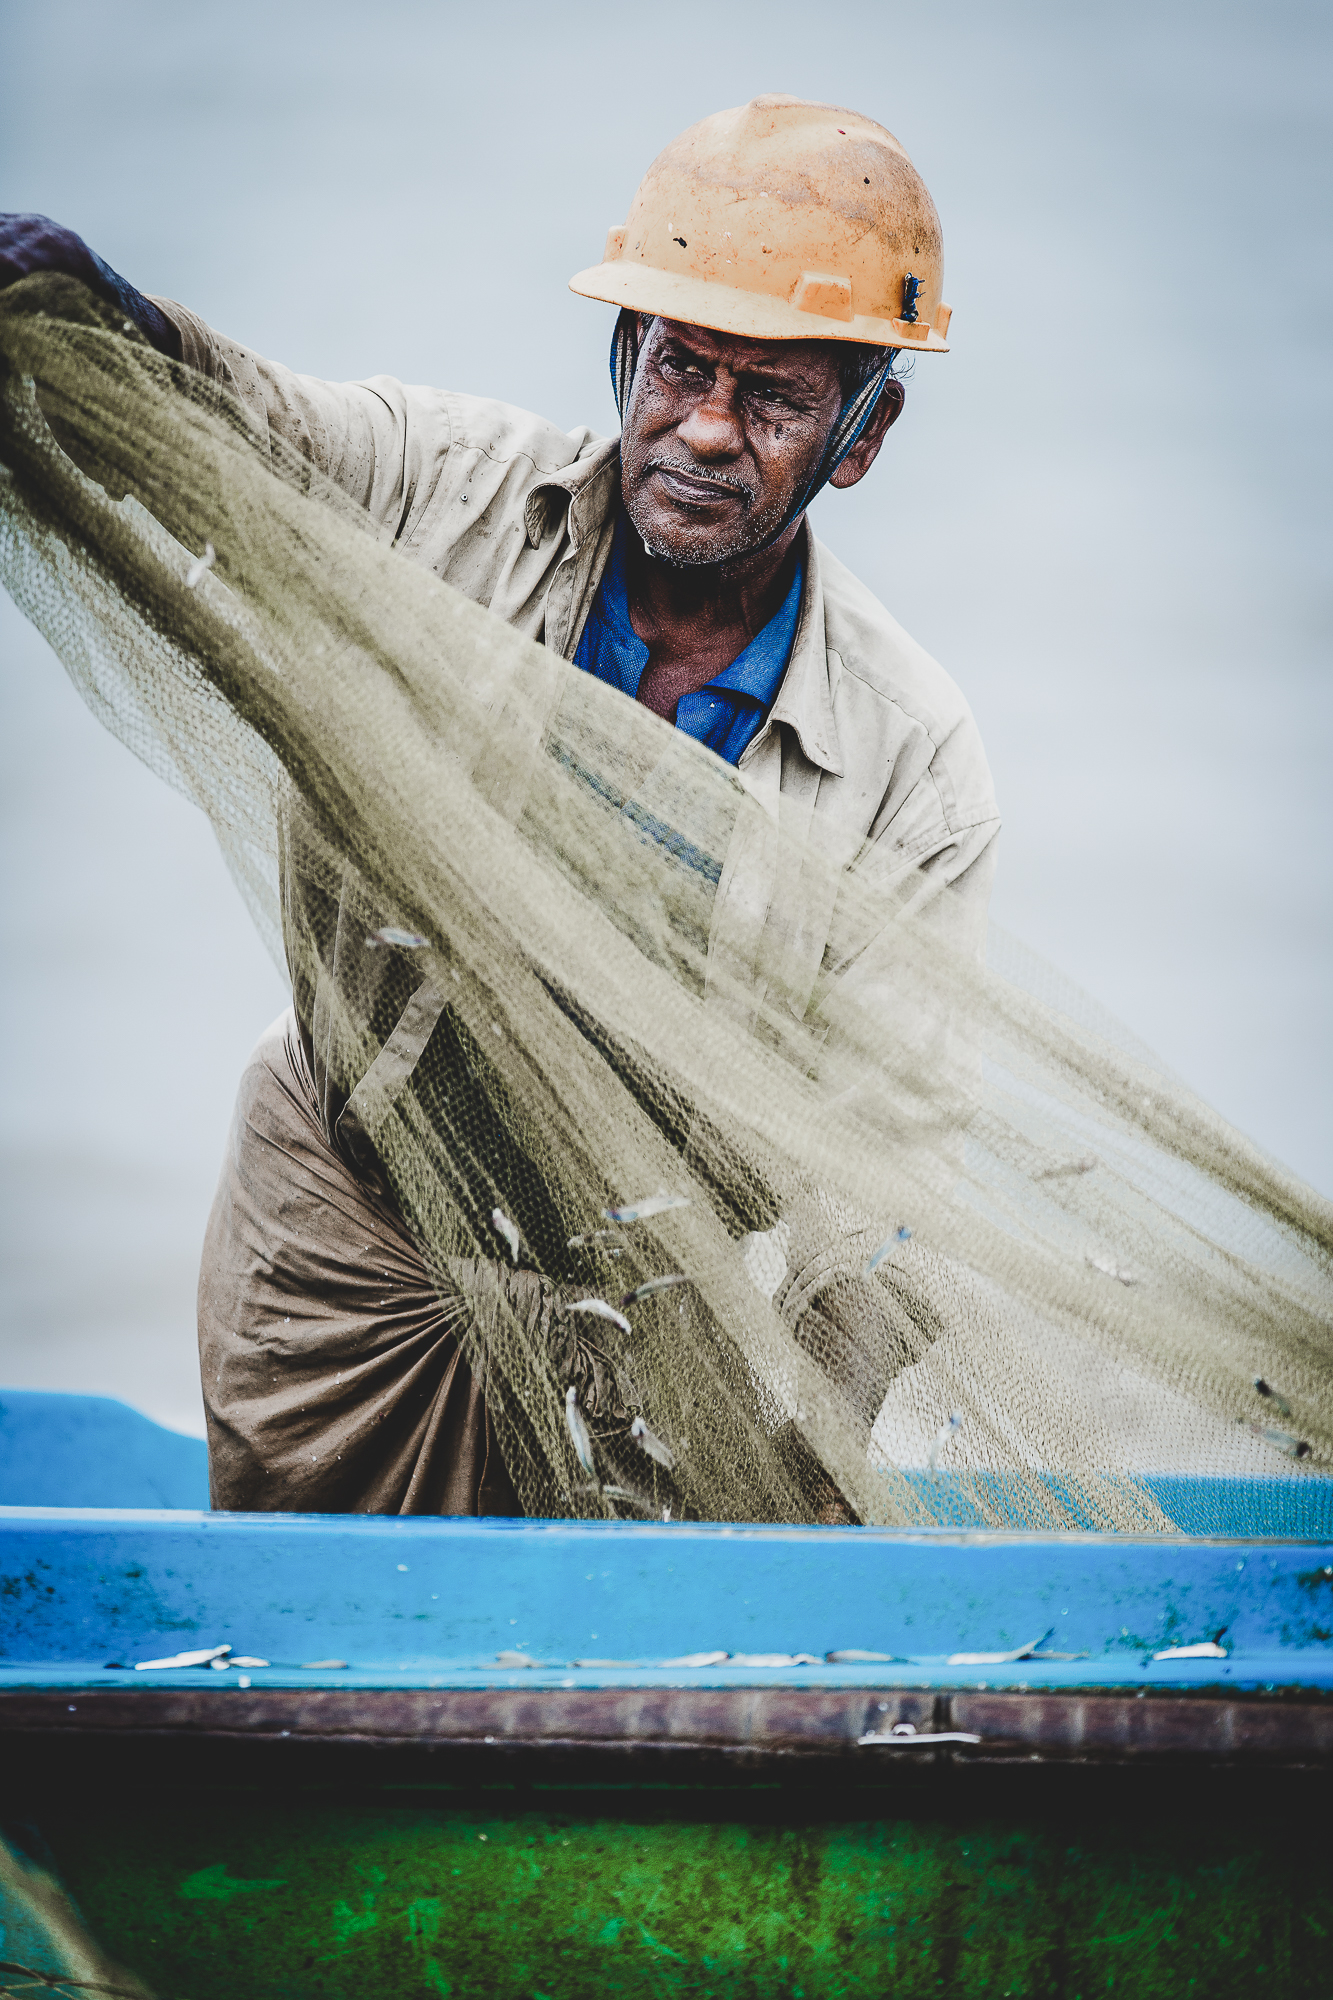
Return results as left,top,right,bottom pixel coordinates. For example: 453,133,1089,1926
3,1685,1330,1767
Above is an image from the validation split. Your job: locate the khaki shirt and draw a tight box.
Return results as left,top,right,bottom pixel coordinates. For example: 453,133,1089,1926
158,301,1000,1028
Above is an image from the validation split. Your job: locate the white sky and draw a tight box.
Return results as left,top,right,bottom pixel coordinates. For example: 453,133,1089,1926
1,0,1329,1432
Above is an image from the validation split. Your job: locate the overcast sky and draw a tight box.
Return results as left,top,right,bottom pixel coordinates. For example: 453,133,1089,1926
1,0,1329,1433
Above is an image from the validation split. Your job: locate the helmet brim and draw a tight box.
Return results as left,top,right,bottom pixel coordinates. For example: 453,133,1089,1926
568,262,948,352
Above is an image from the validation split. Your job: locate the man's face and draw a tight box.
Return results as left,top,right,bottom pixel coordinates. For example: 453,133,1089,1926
620,317,846,569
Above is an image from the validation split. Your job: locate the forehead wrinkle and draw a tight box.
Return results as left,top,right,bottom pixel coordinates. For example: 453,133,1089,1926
650,321,838,394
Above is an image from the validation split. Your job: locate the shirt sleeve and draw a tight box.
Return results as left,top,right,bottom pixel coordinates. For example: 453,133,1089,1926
149,297,449,538
828,720,1000,974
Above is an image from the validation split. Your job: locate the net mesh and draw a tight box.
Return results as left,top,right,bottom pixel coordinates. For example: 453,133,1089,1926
2,275,1329,1530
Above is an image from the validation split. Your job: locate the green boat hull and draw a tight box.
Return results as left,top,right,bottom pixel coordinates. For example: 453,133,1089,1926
2,1425,1331,1998
23,1771,1327,1998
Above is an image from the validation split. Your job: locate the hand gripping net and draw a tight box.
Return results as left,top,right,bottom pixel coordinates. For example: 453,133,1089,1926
2,276,1329,1530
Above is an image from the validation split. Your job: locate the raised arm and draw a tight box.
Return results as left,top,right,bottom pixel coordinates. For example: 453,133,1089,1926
0,211,437,529
0,213,181,358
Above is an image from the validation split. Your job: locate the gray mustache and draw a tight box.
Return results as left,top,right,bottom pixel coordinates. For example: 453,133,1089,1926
646,458,753,505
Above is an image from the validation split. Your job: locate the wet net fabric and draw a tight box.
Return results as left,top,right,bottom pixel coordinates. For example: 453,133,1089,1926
2,276,1330,1532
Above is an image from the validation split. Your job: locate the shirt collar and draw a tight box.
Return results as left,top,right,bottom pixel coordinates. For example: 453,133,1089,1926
709,561,803,709
528,450,845,778
596,511,638,637
523,439,621,549
740,530,843,777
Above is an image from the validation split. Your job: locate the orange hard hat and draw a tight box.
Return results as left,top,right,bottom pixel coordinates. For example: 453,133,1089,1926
570,95,950,352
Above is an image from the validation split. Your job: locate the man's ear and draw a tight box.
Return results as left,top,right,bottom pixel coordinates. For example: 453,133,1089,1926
827,380,904,490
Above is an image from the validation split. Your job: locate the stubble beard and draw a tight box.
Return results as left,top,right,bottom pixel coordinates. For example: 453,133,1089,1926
622,459,803,574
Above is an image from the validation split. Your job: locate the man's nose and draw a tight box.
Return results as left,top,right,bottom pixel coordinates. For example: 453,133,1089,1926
676,382,744,461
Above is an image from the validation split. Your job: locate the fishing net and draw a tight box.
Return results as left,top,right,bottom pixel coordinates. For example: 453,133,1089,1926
2,275,1330,1531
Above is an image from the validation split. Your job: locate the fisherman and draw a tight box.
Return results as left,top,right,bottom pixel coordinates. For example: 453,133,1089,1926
0,97,999,1518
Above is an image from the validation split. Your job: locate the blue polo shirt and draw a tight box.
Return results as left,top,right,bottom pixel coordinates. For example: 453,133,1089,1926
574,514,803,767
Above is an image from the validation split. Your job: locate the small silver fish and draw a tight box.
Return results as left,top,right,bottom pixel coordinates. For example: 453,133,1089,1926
1086,1250,1136,1286
230,1656,269,1668
568,1298,632,1336
572,1481,652,1515
630,1414,676,1470
1246,1420,1311,1459
603,1192,690,1225
1152,1641,1227,1662
865,1226,912,1276
858,1725,982,1747
491,1207,521,1264
620,1274,690,1309
565,1384,595,1473
1253,1377,1293,1419
662,1650,729,1667
826,1649,901,1664
184,541,215,589
494,1651,539,1669
365,926,429,950
731,1652,822,1667
135,1644,230,1671
1034,1154,1098,1181
567,1228,625,1251
300,1659,348,1670
948,1628,1054,1666
928,1410,963,1471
